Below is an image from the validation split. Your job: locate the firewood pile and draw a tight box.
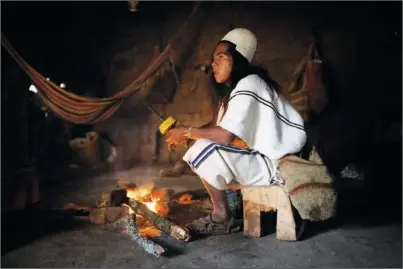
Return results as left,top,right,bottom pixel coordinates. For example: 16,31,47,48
63,183,213,257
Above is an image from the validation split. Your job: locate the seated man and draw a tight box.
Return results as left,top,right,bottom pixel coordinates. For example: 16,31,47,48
166,28,307,236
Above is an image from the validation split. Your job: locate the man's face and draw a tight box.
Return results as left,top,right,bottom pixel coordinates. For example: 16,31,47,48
211,42,233,84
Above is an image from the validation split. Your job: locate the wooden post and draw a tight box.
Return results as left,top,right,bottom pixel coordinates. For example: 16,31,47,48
243,200,262,237
276,188,297,241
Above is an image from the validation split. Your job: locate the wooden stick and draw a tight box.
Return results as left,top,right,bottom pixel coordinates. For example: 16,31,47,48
110,213,165,257
127,198,191,242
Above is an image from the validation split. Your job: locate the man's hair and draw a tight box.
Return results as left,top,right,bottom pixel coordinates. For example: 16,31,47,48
211,40,281,99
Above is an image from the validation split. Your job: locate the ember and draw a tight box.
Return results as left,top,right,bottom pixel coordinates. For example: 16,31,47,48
137,224,162,238
177,193,194,204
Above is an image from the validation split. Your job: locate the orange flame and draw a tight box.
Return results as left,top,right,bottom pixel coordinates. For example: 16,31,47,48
144,201,158,213
125,184,171,215
139,226,161,237
177,193,194,204
125,182,154,200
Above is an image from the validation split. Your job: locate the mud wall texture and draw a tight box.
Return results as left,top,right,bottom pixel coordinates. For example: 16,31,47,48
96,2,401,171
2,1,401,173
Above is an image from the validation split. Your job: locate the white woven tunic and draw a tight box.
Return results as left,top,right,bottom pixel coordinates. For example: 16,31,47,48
182,74,307,190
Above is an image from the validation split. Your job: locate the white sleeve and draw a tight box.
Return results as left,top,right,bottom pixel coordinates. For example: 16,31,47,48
220,75,307,159
218,82,260,144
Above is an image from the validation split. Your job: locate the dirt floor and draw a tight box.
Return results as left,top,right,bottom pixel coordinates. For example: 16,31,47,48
1,165,402,268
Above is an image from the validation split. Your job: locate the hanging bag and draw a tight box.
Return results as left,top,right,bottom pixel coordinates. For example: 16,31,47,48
287,42,329,122
305,43,328,114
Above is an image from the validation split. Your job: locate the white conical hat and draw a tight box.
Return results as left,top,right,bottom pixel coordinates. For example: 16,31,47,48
221,28,257,63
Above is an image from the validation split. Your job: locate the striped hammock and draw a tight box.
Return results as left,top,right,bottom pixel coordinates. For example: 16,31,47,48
1,2,201,124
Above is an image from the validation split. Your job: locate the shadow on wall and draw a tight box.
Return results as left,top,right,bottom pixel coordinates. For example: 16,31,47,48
281,2,402,175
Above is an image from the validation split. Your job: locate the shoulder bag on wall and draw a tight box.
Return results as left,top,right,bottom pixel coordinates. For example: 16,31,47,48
287,42,329,122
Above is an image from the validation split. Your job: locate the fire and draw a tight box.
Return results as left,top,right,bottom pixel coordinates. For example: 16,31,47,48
125,184,170,215
177,193,195,204
124,184,170,237
138,226,161,237
145,197,169,216
125,182,154,200
145,201,158,213
64,183,198,239
125,185,198,219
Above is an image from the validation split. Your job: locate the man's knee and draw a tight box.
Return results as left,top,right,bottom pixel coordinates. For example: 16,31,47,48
183,138,215,163
183,138,218,172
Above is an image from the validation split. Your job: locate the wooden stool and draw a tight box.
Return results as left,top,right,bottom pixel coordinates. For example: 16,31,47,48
229,184,297,241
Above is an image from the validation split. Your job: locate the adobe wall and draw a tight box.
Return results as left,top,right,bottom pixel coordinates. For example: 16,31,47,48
2,2,400,173
96,2,401,171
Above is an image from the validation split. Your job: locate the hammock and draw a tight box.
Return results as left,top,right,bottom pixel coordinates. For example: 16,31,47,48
1,2,201,124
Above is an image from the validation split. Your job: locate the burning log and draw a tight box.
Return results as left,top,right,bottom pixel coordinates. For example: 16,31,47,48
64,204,166,257
123,216,166,257
127,198,191,242
106,188,191,242
110,208,166,257
89,206,130,225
